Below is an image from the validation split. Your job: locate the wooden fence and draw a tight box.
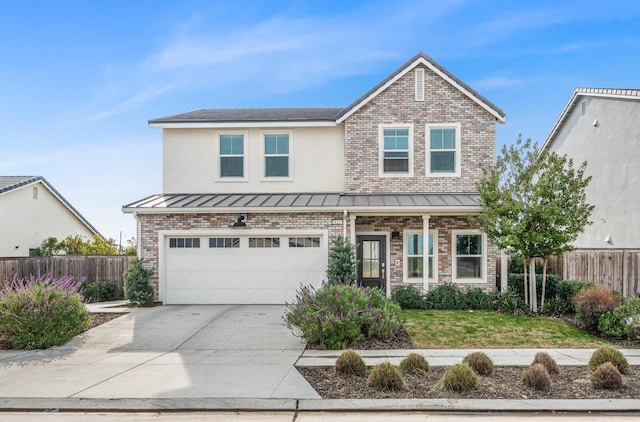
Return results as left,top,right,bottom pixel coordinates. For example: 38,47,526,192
0,255,134,299
497,250,640,297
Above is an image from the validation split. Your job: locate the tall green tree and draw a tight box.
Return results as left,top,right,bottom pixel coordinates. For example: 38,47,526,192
475,136,593,311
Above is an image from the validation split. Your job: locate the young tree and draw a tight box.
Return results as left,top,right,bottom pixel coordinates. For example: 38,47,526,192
475,136,593,312
326,236,358,284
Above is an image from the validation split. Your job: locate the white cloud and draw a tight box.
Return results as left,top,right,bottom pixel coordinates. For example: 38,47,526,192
90,84,175,121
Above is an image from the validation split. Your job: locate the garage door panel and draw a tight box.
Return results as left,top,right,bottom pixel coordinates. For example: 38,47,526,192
164,234,325,304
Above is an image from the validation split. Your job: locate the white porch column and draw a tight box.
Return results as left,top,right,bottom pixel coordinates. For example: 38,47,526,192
349,214,357,245
500,248,508,292
342,210,348,239
422,214,430,292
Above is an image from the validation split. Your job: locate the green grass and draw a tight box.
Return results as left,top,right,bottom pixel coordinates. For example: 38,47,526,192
404,310,611,349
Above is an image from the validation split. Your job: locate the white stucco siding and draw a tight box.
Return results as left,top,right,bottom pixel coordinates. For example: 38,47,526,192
547,96,640,249
0,182,95,257
162,125,344,193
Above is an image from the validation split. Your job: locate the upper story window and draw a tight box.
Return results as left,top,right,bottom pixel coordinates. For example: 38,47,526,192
379,125,413,177
219,134,246,179
263,133,290,178
427,123,461,177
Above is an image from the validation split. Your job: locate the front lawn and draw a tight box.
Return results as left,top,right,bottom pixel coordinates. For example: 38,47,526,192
404,310,611,349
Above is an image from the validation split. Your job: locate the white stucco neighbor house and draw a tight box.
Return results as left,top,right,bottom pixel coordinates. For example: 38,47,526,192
123,52,506,305
0,176,99,257
541,88,640,250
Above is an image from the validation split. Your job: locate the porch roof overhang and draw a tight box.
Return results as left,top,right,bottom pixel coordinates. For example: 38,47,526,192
122,192,482,215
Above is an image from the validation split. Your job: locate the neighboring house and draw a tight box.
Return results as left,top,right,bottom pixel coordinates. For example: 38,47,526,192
540,88,640,294
123,52,506,305
0,176,99,257
541,88,640,249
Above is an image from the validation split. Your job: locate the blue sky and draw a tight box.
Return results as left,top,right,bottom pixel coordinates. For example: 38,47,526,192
1,0,639,243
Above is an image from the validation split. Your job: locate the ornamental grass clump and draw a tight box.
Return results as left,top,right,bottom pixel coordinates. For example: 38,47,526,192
590,362,623,390
367,362,405,391
440,363,479,392
462,351,494,376
574,286,620,332
284,281,404,349
522,363,551,391
588,346,631,375
532,351,560,375
335,349,366,377
0,274,91,349
399,352,430,375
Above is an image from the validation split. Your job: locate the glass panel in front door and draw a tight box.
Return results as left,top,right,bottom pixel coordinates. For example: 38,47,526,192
362,240,380,278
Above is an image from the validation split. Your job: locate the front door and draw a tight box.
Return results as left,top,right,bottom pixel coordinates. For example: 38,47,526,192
356,235,386,292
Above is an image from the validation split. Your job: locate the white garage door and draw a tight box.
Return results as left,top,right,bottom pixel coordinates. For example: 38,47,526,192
163,234,326,304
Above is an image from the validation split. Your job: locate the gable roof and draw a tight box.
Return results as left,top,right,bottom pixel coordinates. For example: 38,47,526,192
335,52,506,124
541,88,640,151
0,176,99,235
148,52,505,128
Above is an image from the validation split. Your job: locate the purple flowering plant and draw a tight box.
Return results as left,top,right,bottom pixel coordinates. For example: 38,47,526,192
0,273,91,349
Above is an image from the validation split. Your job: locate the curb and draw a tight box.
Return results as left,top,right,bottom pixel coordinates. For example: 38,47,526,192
1,398,639,412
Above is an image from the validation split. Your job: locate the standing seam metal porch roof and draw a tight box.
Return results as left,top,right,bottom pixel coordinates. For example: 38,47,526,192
123,192,481,212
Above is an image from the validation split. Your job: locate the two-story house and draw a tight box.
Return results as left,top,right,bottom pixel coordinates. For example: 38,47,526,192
123,52,506,305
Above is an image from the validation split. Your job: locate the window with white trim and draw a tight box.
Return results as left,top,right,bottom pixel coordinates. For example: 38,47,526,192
264,133,290,178
427,123,461,176
453,231,485,281
219,134,245,178
379,125,413,176
169,238,201,248
404,231,436,280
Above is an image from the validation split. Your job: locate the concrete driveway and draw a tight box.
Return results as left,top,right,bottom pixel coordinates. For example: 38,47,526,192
0,305,320,400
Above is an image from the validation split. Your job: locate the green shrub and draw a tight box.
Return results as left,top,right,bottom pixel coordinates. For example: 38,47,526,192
0,274,91,349
399,352,429,375
574,286,621,331
590,362,623,390
463,288,495,310
522,363,551,391
462,351,493,376
123,258,154,306
367,362,405,391
598,297,640,338
588,346,630,375
83,281,118,303
391,284,425,309
495,290,527,314
555,280,594,314
284,282,404,349
532,351,559,375
424,283,466,310
441,363,478,392
326,236,358,284
335,349,366,377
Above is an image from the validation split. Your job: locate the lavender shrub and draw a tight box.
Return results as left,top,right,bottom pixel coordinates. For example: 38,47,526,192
0,274,91,349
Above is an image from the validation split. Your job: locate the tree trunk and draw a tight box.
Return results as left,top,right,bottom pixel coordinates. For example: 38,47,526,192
541,258,548,313
529,258,537,312
523,257,529,305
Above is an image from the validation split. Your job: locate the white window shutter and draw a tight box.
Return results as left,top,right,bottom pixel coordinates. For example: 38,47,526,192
415,68,425,101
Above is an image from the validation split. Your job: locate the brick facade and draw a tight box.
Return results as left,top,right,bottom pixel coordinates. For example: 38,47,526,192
138,211,497,301
344,65,496,193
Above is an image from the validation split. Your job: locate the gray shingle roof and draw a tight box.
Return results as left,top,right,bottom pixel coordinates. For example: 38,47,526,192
150,107,343,124
0,176,99,235
123,192,481,212
149,52,505,125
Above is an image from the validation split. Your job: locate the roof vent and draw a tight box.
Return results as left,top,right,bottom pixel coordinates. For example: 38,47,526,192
415,68,425,101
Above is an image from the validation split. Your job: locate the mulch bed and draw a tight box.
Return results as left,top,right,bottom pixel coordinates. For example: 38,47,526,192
89,312,126,329
299,366,640,400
